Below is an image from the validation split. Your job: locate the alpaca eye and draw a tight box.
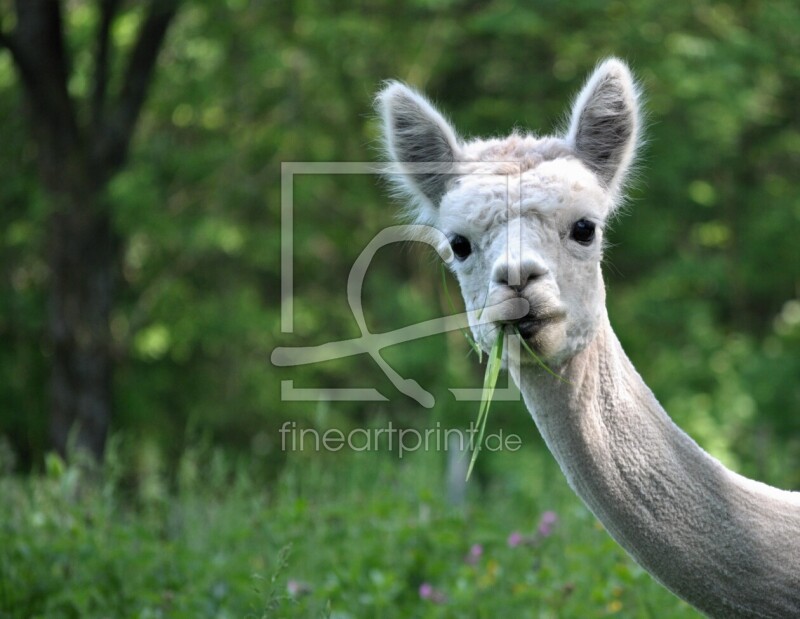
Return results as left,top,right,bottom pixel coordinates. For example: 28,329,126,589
449,234,472,260
571,219,596,245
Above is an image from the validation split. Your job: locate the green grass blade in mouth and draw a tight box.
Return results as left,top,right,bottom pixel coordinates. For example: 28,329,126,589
441,263,482,362
515,327,570,384
466,329,504,481
476,287,490,320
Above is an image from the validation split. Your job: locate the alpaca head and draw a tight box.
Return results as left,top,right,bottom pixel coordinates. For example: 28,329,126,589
378,59,641,363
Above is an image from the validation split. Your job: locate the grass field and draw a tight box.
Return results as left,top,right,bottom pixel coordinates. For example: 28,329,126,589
0,441,701,618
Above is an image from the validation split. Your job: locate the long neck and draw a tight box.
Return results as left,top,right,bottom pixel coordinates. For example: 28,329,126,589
513,313,800,618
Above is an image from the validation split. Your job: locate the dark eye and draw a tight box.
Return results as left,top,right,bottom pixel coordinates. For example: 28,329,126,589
570,219,596,245
449,234,472,260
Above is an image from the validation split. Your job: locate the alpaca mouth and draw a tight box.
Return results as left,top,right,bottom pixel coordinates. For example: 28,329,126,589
511,312,565,339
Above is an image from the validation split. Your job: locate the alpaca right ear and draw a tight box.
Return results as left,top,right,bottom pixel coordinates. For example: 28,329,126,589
565,58,640,196
377,82,461,216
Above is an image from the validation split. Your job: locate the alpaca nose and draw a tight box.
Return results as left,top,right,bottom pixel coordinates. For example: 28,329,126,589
492,255,548,291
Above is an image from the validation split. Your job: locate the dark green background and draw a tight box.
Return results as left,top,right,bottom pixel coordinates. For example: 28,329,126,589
1,0,798,486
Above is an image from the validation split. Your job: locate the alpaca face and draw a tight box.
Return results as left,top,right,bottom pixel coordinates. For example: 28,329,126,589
378,59,640,362
437,159,611,362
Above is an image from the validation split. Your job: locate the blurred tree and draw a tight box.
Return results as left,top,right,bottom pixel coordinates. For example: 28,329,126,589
0,0,179,458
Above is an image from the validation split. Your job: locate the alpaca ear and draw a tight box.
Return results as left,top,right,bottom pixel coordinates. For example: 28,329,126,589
565,58,640,194
377,82,461,215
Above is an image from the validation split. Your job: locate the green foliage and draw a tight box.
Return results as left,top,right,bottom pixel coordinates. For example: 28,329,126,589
0,445,701,618
0,1,798,612
0,0,797,477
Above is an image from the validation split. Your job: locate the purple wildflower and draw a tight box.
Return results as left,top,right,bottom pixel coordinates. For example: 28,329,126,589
419,582,447,604
507,531,523,548
466,543,483,564
537,511,558,538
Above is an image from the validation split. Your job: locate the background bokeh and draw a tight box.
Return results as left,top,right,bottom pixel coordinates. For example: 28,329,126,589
0,1,798,616
3,0,798,479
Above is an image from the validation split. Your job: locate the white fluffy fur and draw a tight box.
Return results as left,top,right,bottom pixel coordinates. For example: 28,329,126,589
378,58,800,617
564,58,642,197
377,81,463,223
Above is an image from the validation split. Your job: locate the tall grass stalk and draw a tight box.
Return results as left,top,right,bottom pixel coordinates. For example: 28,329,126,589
466,329,504,480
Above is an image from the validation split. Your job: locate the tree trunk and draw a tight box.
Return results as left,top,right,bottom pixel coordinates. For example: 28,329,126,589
0,0,179,460
47,186,118,459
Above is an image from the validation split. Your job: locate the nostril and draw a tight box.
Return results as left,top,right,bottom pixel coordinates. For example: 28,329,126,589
492,257,548,289
514,272,540,290
511,276,537,292
494,270,543,291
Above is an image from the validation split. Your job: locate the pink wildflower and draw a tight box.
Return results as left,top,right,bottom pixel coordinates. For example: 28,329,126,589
419,582,447,604
537,511,558,538
507,531,523,548
466,543,483,564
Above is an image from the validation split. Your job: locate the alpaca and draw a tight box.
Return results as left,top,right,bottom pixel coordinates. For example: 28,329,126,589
377,59,800,618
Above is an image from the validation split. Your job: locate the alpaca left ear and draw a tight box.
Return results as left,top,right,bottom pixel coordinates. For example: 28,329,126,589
377,81,462,219
566,58,640,195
